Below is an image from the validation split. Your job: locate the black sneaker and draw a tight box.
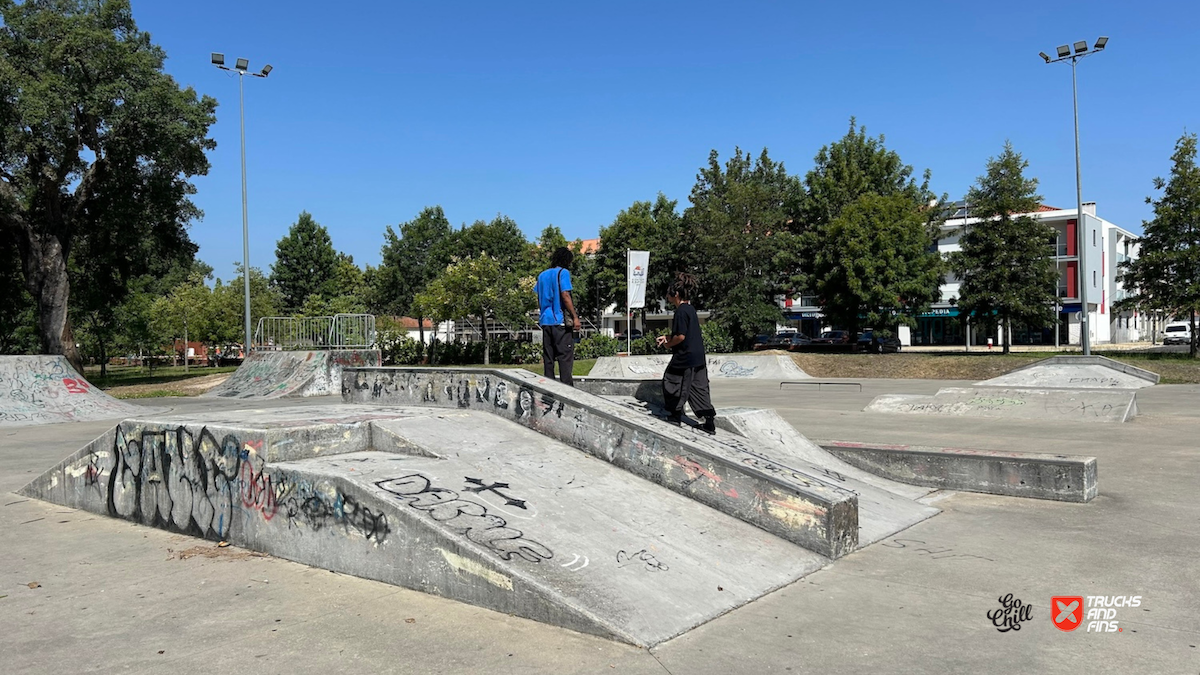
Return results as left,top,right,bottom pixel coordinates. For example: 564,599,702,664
701,416,716,435
665,415,682,427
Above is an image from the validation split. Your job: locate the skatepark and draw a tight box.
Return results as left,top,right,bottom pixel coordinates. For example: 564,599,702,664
2,353,1197,673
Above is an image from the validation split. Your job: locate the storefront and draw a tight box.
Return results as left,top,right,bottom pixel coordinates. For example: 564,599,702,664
914,308,963,346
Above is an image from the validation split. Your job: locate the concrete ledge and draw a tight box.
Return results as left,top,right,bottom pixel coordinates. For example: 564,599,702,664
344,367,859,558
865,387,1138,423
817,440,1098,503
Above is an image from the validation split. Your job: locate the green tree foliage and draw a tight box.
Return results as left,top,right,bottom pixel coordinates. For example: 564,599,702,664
811,194,943,338
951,142,1057,354
373,206,454,351
299,253,370,317
1118,132,1200,357
414,254,535,364
0,0,217,366
0,229,39,353
594,195,684,316
211,265,282,348
151,269,216,372
447,215,529,272
271,211,339,314
683,148,803,348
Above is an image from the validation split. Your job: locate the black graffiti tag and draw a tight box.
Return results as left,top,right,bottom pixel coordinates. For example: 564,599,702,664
376,473,552,563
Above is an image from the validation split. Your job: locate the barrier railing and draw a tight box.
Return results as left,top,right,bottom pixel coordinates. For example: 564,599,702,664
253,314,376,351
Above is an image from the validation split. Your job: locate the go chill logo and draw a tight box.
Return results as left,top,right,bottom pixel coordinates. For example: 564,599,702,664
1052,595,1141,633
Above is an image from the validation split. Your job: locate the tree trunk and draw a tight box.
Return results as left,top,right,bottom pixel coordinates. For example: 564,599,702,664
417,317,426,363
1191,310,1197,359
184,318,190,373
19,229,82,370
1002,318,1011,354
482,315,490,365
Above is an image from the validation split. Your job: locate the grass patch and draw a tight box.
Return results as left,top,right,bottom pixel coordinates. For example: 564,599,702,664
786,350,1200,383
84,365,238,389
111,390,192,400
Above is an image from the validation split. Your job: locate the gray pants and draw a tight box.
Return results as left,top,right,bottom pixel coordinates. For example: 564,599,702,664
541,325,574,386
662,364,715,419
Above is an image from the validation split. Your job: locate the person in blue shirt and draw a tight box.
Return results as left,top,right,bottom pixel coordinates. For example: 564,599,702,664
655,272,716,433
535,247,580,386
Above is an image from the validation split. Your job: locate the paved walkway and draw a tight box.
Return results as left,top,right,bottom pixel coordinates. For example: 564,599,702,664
1,380,1197,673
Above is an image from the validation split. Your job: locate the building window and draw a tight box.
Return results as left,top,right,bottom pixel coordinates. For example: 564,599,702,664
1093,270,1096,286
1093,229,1096,246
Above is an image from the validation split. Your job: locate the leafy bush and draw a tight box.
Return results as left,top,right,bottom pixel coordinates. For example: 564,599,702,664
701,321,734,353
427,338,539,365
378,329,424,365
576,333,620,359
630,328,669,355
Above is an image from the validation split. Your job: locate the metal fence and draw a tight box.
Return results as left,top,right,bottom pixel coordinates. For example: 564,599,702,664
253,314,376,351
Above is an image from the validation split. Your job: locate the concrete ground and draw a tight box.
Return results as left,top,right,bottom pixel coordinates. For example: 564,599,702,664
2,379,1198,674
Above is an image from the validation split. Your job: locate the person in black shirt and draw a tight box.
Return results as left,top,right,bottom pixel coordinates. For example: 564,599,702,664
655,273,716,434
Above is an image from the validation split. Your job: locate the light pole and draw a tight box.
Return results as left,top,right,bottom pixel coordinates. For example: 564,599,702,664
211,53,272,354
1040,36,1107,356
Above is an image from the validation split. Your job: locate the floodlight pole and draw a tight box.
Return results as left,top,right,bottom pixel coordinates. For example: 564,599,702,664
1043,40,1106,356
238,71,251,354
1070,56,1089,356
212,54,271,355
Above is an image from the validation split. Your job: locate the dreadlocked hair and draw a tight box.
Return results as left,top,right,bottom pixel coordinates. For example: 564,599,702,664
549,247,574,270
667,272,699,301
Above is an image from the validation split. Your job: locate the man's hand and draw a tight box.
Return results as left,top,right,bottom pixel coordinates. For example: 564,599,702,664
655,335,668,347
572,317,581,332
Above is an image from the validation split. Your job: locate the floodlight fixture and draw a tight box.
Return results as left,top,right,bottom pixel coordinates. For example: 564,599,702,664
1039,51,1051,63
211,52,225,66
235,58,250,71
1073,40,1088,54
258,64,273,78
1094,36,1109,50
1057,44,1071,58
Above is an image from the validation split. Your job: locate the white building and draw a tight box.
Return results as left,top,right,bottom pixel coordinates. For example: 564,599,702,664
784,202,1145,346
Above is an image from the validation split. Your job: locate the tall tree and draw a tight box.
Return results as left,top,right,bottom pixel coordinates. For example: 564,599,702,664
684,148,803,348
447,215,529,272
271,211,338,314
212,265,283,349
0,228,39,354
951,142,1057,354
0,0,217,366
594,194,684,317
374,206,453,348
414,253,534,364
811,193,943,341
1118,132,1200,357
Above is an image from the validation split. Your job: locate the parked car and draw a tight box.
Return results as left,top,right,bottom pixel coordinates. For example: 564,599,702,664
754,331,811,351
810,330,852,346
856,330,902,353
1162,322,1193,345
613,329,643,341
751,333,772,349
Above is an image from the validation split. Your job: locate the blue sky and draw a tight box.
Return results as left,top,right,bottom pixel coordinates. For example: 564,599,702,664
133,0,1199,281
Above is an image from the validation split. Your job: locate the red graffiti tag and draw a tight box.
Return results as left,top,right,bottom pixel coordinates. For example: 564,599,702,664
240,462,277,520
62,378,89,394
672,455,738,499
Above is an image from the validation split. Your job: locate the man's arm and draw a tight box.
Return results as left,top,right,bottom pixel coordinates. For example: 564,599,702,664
560,290,581,331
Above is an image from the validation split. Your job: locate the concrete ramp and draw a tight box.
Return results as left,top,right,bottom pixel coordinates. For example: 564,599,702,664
588,354,810,380
0,355,163,427
21,405,825,646
975,355,1158,389
203,349,380,399
866,386,1138,423
581,393,939,548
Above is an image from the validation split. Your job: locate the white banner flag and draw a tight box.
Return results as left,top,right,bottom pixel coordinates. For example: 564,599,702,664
627,250,650,309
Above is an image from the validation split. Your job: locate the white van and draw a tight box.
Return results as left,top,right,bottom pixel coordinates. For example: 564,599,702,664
1163,322,1193,345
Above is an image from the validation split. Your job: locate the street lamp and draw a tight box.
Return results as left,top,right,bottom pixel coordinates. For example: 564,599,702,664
211,52,272,354
1041,37,1107,356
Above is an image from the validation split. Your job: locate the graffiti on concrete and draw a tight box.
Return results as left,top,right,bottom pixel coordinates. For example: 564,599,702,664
214,352,326,399
102,424,245,538
269,475,390,542
616,548,669,572
376,473,552,563
717,360,758,377
0,356,143,424
463,477,528,509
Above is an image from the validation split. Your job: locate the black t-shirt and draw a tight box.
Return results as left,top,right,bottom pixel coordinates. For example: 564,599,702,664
668,303,706,368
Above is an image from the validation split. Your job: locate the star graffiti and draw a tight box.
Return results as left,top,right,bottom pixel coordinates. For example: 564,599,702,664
462,477,527,509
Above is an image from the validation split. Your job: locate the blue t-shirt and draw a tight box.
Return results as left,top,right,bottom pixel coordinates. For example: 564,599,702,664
536,267,573,326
